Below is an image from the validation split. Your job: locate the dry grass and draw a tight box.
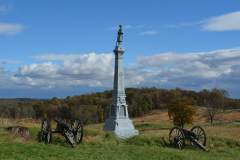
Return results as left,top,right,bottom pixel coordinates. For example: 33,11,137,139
0,118,73,129
215,112,240,121
0,127,33,144
1,107,240,143
202,126,240,140
131,110,172,123
131,107,240,142
0,118,42,128
140,130,169,136
1,107,239,128
131,107,240,124
84,135,104,143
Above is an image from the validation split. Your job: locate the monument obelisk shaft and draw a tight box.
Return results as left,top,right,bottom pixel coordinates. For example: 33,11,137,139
103,25,138,138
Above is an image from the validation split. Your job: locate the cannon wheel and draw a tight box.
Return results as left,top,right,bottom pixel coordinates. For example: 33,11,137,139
169,126,185,149
71,117,83,144
191,126,207,146
41,118,52,143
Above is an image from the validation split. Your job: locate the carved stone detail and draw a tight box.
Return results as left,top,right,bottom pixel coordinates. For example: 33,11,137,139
114,130,139,139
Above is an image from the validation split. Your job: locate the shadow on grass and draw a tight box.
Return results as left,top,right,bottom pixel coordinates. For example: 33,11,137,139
37,131,72,148
123,135,210,153
138,128,171,131
37,131,42,142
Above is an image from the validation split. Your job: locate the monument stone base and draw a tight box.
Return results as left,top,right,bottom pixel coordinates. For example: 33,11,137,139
103,118,139,139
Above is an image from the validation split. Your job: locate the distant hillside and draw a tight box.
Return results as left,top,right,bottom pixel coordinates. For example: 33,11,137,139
0,98,39,105
0,87,239,125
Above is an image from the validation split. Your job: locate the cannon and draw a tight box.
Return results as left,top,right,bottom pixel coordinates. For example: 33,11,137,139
169,126,210,152
41,117,83,148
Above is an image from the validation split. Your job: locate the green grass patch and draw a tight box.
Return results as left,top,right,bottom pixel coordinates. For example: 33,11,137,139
217,123,240,127
1,123,240,159
134,122,173,130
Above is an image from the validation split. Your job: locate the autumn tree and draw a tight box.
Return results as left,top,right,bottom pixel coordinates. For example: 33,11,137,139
147,93,154,112
71,105,98,125
46,106,59,120
50,97,61,106
59,103,70,119
32,101,45,118
169,89,182,99
152,91,161,109
168,96,197,128
9,105,20,121
160,89,170,108
0,104,10,120
142,101,149,114
100,99,111,120
228,100,240,109
203,88,228,124
97,106,104,122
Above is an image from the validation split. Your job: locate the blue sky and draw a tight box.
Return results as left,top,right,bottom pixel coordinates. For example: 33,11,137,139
0,0,240,99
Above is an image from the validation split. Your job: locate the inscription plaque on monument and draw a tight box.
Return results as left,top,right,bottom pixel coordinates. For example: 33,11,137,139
103,25,139,138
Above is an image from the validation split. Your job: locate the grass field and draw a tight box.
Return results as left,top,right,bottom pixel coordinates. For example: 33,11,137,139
0,108,240,160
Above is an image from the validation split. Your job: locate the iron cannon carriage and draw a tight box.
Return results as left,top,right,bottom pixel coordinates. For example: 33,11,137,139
169,126,210,152
41,117,83,148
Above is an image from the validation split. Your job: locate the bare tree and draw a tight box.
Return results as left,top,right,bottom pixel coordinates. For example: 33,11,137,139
203,88,227,124
203,99,223,124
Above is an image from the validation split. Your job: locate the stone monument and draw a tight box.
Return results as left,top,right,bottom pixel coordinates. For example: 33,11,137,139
103,25,139,138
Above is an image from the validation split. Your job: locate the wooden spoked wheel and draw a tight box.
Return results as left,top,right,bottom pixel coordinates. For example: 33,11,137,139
191,126,207,146
169,126,185,149
71,117,83,144
41,118,52,143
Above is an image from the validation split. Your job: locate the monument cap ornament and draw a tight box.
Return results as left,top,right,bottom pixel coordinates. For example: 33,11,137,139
103,25,139,139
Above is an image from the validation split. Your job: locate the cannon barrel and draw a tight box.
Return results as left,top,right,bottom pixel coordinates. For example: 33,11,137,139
178,127,197,138
54,118,70,130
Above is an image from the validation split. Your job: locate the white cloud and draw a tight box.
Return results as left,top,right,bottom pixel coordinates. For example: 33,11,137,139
135,48,240,80
139,31,160,35
202,11,240,31
30,53,106,61
0,65,4,73
0,5,12,14
13,53,115,88
124,25,131,29
164,11,240,32
10,76,39,86
16,62,60,78
165,24,179,28
183,61,210,70
223,64,240,78
89,82,103,87
16,49,240,88
202,71,219,78
109,25,145,30
40,86,55,89
135,52,200,67
4,49,240,98
0,59,20,64
57,53,114,79
108,26,119,30
165,21,203,28
0,23,26,35
135,25,144,29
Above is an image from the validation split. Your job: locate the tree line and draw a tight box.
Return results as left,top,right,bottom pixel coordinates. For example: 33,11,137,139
0,87,239,126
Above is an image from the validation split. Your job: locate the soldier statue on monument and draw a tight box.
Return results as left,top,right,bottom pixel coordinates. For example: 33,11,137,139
116,24,124,47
